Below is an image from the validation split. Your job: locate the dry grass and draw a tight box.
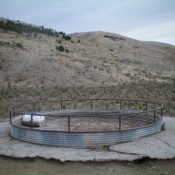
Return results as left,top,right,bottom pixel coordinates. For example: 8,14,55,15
0,80,175,118
0,31,175,87
0,29,175,118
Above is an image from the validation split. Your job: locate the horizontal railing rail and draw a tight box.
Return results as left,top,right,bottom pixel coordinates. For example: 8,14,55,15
9,98,163,133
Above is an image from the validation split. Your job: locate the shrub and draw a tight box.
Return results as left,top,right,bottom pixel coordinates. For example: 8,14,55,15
63,35,71,40
56,45,64,52
16,42,23,48
65,49,69,53
58,31,65,35
133,45,139,49
104,35,126,41
56,40,62,44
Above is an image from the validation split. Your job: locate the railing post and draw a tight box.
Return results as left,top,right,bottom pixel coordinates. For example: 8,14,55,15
31,114,33,128
135,100,137,109
60,100,63,110
119,114,121,131
128,101,130,109
120,100,121,109
68,116,70,132
154,110,156,123
161,107,163,117
9,109,12,124
10,106,15,124
90,99,93,109
33,102,36,112
145,101,148,111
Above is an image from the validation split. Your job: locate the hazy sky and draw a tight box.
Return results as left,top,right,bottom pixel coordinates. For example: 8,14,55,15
0,0,175,45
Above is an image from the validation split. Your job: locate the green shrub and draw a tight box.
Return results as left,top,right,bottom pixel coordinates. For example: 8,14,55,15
56,40,62,44
58,31,65,35
16,42,23,48
56,45,64,52
65,49,69,53
63,35,71,40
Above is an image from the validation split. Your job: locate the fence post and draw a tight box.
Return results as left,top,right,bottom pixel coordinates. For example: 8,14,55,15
119,114,121,131
31,114,33,128
68,116,70,132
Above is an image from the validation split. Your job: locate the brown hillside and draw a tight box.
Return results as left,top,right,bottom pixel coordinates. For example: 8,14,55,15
0,21,175,118
0,30,175,87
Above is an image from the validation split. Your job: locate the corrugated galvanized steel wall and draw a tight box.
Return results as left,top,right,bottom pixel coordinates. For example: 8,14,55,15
10,120,162,148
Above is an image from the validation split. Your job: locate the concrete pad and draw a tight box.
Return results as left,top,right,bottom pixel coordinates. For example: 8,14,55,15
110,117,175,159
0,117,175,162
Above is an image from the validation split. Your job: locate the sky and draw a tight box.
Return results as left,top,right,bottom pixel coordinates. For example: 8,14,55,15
0,0,175,45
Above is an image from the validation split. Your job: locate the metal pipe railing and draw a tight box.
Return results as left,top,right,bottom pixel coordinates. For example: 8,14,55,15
9,98,163,132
